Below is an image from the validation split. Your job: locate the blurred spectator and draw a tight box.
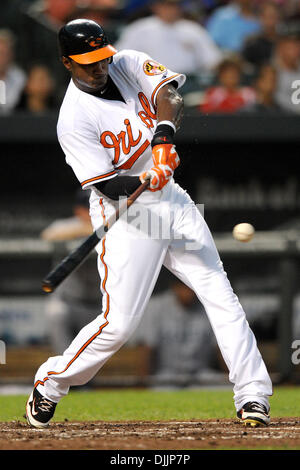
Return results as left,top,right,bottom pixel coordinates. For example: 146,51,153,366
199,57,256,113
15,63,57,113
206,0,261,53
41,189,93,241
41,189,102,354
27,0,79,27
242,2,282,70
242,64,283,113
86,0,119,7
130,279,219,386
115,0,222,74
121,0,215,23
0,29,26,114
71,3,118,23
121,0,151,20
17,0,79,103
284,0,300,21
272,23,300,113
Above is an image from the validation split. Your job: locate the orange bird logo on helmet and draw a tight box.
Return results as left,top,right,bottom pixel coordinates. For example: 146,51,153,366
86,37,103,48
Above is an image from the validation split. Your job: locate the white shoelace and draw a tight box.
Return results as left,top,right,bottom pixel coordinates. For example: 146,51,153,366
39,398,55,413
249,402,268,414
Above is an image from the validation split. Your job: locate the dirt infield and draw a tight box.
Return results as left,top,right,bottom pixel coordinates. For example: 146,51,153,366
0,418,300,450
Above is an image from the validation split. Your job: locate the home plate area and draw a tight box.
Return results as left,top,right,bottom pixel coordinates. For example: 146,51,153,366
0,418,300,449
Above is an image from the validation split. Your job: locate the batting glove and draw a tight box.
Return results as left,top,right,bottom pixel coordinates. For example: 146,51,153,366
140,164,173,192
151,121,180,172
152,143,180,171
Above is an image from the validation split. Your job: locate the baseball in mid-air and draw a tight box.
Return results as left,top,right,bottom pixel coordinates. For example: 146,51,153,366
232,223,255,242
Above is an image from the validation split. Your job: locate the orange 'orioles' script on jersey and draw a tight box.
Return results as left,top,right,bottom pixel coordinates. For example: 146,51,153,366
100,119,143,165
100,93,157,166
138,92,156,129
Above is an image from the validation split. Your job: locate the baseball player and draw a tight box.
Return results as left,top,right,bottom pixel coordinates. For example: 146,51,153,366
26,19,272,428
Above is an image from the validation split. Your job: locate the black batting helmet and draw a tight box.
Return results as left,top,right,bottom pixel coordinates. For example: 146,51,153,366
58,19,117,65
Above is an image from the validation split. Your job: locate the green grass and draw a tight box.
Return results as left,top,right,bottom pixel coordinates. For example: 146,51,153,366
0,386,299,423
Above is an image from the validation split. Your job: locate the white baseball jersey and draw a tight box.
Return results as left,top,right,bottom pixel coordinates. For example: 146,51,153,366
57,49,186,190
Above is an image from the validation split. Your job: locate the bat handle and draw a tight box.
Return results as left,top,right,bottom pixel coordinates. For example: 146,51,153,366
105,180,150,231
128,180,150,202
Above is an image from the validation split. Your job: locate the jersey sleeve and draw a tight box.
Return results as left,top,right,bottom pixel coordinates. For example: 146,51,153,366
122,50,186,110
58,130,117,190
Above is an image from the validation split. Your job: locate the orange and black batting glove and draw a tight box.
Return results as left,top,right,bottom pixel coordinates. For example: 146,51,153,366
140,164,173,192
152,143,180,171
151,122,180,171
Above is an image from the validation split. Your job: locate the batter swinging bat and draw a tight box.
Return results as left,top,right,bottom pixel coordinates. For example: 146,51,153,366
42,181,150,293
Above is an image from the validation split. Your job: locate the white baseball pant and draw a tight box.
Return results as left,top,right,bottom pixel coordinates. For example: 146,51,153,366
35,180,272,411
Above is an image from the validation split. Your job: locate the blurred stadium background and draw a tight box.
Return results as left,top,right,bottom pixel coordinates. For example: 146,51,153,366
1,0,300,392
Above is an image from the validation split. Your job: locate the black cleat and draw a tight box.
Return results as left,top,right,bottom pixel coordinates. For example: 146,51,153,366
237,401,270,427
25,388,57,428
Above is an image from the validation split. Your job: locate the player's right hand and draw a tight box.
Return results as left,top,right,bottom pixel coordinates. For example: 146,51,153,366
152,144,180,171
140,164,173,192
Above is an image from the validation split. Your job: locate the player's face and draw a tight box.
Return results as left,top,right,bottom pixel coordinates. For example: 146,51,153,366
63,57,110,93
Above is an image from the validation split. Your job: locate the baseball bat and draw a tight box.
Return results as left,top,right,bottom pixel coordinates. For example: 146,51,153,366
42,180,150,293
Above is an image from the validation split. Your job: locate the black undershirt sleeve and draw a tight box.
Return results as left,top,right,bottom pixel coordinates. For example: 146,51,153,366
94,176,141,201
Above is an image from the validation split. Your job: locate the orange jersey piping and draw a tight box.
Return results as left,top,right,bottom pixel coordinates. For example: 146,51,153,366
151,74,180,109
81,170,117,188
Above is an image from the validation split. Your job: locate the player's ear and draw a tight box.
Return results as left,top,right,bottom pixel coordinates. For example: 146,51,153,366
108,56,113,64
62,56,72,71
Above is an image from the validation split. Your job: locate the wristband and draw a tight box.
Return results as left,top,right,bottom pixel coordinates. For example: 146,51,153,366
157,120,176,133
151,121,176,148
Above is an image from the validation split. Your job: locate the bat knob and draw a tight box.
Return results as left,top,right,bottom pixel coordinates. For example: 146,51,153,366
42,281,54,293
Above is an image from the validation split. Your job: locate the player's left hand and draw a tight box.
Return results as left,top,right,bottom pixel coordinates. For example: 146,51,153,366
152,144,180,171
140,164,173,192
